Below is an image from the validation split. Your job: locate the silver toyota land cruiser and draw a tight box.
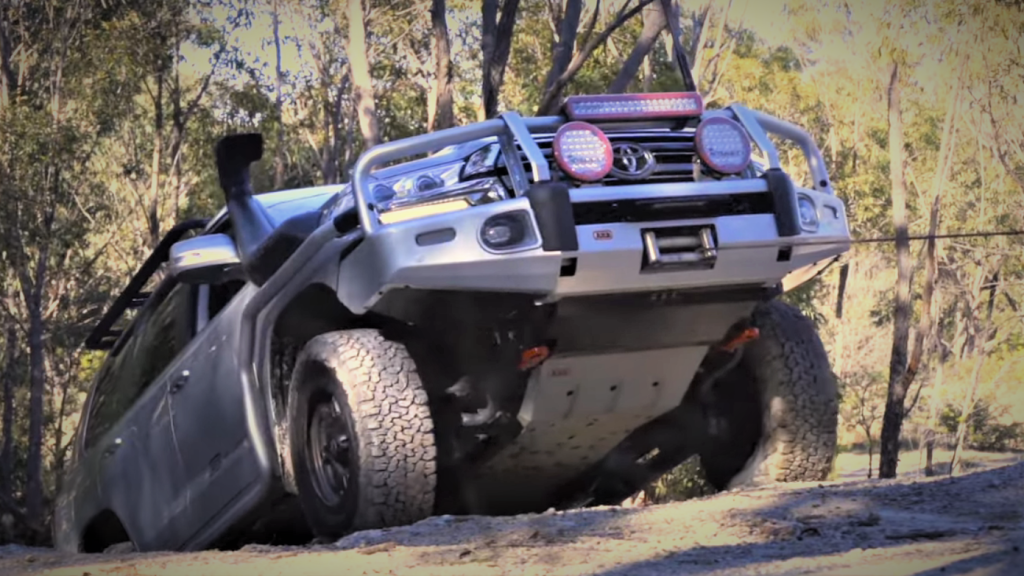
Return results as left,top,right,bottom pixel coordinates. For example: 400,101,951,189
54,79,849,553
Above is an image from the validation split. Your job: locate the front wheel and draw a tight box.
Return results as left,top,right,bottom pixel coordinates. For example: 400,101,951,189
287,329,437,539
700,299,839,490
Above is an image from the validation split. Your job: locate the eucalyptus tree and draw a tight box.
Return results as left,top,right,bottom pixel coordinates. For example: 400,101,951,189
0,0,146,532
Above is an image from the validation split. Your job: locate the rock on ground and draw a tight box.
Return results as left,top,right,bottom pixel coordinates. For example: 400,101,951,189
3,461,1024,576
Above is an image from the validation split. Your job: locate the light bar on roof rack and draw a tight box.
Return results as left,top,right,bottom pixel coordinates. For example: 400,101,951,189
563,92,704,121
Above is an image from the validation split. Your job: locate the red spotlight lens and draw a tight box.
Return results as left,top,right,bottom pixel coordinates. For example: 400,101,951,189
552,121,613,182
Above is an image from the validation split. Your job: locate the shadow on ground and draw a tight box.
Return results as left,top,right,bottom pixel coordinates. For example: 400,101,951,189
591,534,1024,576
244,460,1024,575
583,462,1024,575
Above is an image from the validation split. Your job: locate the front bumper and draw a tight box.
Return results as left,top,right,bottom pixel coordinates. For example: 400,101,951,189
336,107,851,314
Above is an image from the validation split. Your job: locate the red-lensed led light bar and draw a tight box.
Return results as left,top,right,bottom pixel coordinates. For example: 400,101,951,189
563,92,705,121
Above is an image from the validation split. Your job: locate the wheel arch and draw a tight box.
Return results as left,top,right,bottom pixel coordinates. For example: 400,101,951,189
264,282,360,494
261,278,412,489
79,509,131,554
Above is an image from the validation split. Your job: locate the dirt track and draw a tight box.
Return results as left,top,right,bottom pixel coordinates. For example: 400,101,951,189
3,457,1023,576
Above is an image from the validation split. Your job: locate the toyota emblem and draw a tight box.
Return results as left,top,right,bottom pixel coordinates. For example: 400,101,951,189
609,142,657,180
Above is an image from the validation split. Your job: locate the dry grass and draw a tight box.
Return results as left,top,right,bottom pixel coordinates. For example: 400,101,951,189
832,448,1024,481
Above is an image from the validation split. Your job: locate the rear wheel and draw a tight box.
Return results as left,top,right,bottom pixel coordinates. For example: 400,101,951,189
287,329,437,539
700,299,839,489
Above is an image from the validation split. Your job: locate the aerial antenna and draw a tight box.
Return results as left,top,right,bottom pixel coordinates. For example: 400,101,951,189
658,0,699,93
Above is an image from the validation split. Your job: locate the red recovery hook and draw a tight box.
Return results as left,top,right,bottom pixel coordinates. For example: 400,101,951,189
718,327,760,353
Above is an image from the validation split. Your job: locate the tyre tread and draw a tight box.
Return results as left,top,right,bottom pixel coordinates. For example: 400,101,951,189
292,329,436,532
742,299,839,483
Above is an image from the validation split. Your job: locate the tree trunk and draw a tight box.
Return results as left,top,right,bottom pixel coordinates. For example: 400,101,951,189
608,1,666,93
867,439,873,479
0,323,17,503
272,0,286,188
688,2,713,86
897,60,961,416
315,90,333,184
924,355,944,477
950,352,986,476
481,0,521,119
896,193,940,417
541,0,583,98
536,0,657,115
51,375,69,495
342,94,357,179
23,268,47,525
0,0,16,111
659,0,694,87
328,83,345,182
951,265,1003,475
480,0,497,121
148,68,164,248
878,60,910,480
924,430,935,476
429,0,455,131
347,0,380,149
169,119,183,222
642,52,653,91
699,0,733,88
169,38,186,222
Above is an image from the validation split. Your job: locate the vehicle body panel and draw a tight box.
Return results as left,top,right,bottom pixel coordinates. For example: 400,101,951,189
162,286,255,549
55,203,312,553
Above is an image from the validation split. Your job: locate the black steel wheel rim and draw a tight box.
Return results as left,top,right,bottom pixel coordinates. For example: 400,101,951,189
307,395,353,508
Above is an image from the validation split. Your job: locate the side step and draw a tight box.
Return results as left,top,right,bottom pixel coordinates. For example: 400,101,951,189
641,225,717,272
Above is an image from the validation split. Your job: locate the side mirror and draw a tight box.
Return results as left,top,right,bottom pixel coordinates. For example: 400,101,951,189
169,233,243,285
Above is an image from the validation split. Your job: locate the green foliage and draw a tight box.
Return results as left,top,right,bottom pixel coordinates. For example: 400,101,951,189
783,274,830,328
647,456,716,504
940,401,1024,452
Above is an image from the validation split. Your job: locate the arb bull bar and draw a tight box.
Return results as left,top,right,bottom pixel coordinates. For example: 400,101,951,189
331,103,851,314
350,104,839,236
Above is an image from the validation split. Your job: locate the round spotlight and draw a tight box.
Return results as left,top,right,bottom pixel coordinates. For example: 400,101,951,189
552,121,613,182
695,116,752,175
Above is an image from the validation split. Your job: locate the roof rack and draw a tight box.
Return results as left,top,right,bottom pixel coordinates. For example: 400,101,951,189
85,218,210,350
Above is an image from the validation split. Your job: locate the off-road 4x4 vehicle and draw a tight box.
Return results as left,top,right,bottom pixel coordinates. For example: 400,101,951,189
55,66,849,553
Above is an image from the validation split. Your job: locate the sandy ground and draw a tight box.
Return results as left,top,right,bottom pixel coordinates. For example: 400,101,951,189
2,451,1023,576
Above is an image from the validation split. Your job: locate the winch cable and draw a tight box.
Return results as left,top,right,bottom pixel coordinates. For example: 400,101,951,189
705,229,1024,250
842,229,1024,245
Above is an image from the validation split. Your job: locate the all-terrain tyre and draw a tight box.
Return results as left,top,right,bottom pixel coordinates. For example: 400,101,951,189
700,299,839,490
287,329,437,539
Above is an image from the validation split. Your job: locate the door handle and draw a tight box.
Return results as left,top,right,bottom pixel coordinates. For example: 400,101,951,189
168,370,190,394
102,437,123,458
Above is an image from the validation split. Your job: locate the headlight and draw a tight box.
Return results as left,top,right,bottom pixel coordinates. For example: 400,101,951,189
463,143,501,179
372,161,509,215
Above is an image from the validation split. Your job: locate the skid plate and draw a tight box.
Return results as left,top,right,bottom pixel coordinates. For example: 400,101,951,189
466,346,707,514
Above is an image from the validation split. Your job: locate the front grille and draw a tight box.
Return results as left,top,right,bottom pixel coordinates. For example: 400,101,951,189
573,192,775,225
497,130,700,187
487,129,774,225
